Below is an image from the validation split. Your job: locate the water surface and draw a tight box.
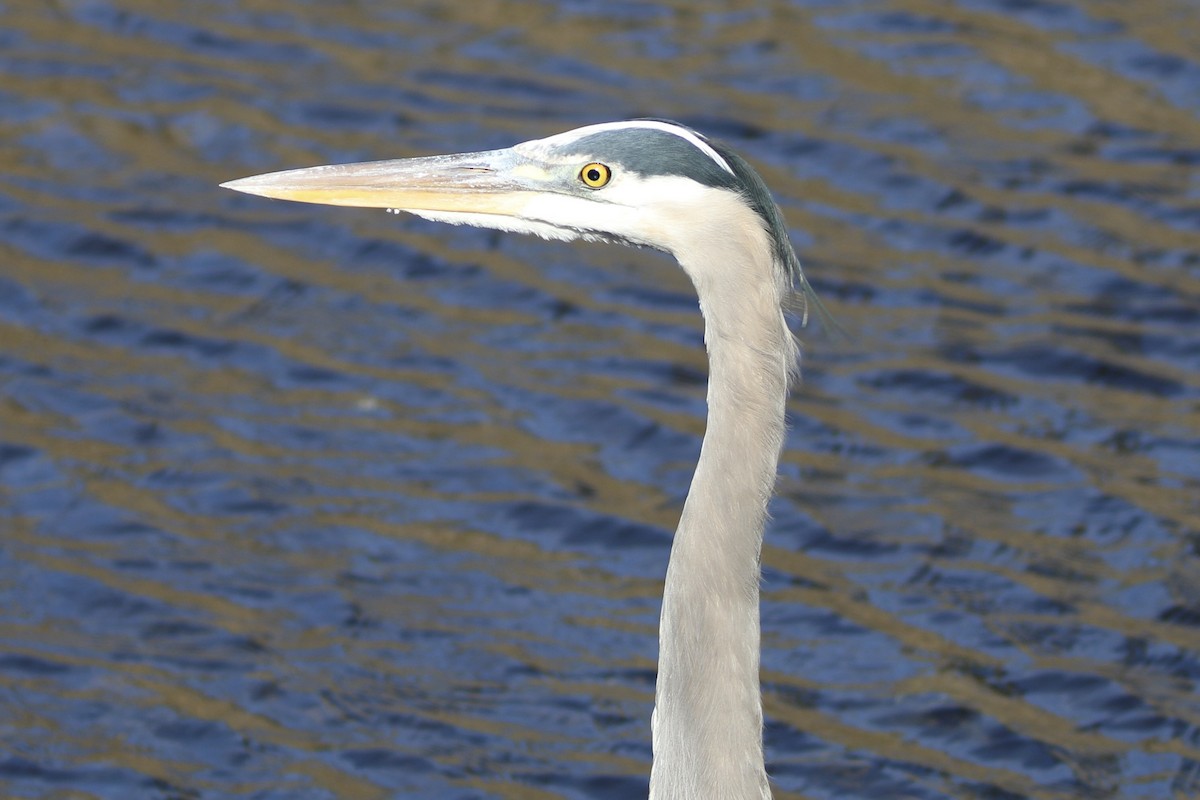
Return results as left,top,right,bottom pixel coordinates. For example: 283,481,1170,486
1,2,1198,798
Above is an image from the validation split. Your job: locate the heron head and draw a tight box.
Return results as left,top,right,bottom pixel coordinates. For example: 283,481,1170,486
223,119,828,324
228,121,759,248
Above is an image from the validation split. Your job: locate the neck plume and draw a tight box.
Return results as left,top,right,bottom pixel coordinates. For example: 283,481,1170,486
649,202,797,799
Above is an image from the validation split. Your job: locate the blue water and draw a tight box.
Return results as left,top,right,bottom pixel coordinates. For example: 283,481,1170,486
1,2,1197,798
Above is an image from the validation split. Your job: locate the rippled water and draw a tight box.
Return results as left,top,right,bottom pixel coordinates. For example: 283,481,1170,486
2,2,1198,798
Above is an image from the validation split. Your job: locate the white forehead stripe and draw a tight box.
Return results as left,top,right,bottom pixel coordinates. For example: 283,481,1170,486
532,120,735,177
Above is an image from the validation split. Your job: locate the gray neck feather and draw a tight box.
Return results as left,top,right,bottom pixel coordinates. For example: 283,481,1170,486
650,206,795,799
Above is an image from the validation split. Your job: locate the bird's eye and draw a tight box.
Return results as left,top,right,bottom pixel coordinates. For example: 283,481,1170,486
580,162,612,189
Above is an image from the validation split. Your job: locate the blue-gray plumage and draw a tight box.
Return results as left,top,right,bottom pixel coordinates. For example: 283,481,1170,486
222,119,830,800
564,126,741,188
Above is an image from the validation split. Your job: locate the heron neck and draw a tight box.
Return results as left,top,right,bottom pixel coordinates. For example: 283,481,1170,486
650,260,793,800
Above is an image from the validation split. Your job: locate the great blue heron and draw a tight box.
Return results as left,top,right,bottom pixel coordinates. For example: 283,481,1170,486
223,119,826,799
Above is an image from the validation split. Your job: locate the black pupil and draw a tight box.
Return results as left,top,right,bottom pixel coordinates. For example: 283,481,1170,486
587,167,601,182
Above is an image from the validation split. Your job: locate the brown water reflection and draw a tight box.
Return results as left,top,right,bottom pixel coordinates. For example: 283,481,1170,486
1,1,1197,798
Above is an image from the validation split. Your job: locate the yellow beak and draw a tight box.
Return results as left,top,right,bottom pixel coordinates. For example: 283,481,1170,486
220,148,540,217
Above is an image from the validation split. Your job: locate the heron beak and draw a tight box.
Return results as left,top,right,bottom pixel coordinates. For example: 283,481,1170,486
220,148,542,216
